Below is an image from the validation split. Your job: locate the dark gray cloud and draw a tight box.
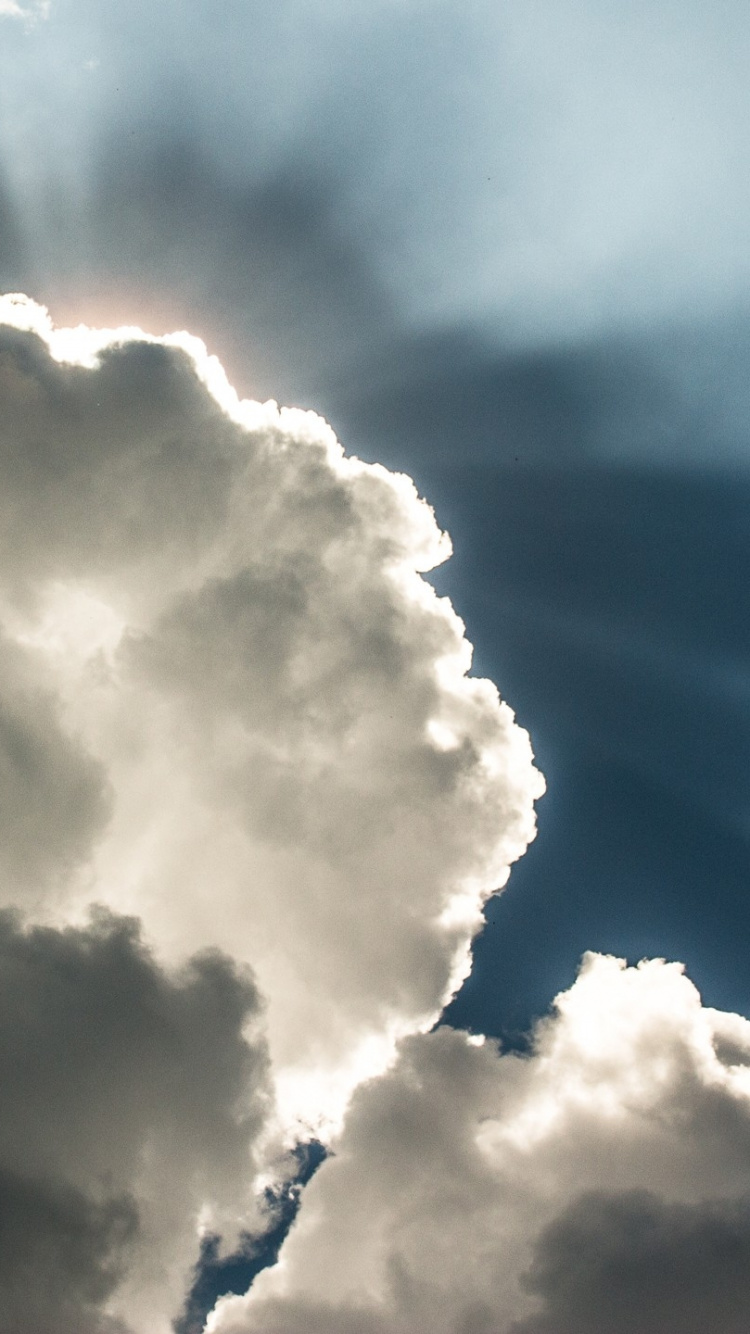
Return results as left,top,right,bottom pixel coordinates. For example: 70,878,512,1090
0,907,269,1333
514,1189,750,1334
0,1167,136,1334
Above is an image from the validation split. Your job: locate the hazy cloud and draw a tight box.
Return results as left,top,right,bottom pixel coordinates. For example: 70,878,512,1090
3,1,750,352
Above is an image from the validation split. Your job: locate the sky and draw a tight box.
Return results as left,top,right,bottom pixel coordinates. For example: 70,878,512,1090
1,2,750,1331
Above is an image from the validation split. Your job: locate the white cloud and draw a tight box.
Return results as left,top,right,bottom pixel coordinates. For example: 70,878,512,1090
208,953,750,1334
0,294,543,1146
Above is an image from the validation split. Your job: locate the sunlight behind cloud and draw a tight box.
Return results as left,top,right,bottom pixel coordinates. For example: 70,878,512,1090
0,294,543,1166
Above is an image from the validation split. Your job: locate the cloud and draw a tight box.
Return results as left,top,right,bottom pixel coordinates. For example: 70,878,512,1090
0,907,269,1334
0,294,542,1141
208,952,750,1333
0,1166,135,1334
0,629,109,899
0,0,48,19
513,1189,750,1334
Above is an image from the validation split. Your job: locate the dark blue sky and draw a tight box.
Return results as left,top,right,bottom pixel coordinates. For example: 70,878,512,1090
436,463,750,1038
326,329,750,1041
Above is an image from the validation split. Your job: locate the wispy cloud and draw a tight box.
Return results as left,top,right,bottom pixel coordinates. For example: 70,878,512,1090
0,0,49,21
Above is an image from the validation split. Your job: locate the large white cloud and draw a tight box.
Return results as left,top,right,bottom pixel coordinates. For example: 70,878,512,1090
209,952,750,1334
0,293,542,1140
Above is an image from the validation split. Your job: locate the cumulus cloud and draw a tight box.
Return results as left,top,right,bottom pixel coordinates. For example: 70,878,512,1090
208,952,750,1334
0,293,542,1140
0,907,269,1334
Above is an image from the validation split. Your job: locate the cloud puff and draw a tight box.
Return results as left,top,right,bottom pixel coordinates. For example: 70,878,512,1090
0,908,269,1334
0,294,542,1139
208,952,750,1334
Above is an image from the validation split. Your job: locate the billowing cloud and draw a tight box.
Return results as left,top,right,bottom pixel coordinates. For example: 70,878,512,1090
0,294,542,1141
209,952,750,1334
0,908,269,1334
